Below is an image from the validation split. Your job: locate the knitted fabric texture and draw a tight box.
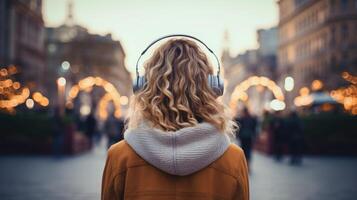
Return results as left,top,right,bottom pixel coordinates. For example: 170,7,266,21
124,122,231,176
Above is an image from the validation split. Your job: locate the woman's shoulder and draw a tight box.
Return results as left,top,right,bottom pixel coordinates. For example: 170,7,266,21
210,144,248,179
107,140,147,172
223,144,246,165
108,140,130,154
108,140,142,159
227,144,245,157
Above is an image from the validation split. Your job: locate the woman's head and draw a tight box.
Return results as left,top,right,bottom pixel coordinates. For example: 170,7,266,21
128,38,234,133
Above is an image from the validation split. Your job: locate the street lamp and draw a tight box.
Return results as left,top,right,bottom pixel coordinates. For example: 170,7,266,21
57,77,66,116
57,77,66,86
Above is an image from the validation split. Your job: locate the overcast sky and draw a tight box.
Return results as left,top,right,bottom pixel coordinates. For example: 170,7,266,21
43,0,278,74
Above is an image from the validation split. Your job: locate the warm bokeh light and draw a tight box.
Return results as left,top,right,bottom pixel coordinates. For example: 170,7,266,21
12,82,20,89
65,101,74,109
299,87,309,96
7,65,18,75
40,98,50,107
32,91,50,107
0,87,30,109
330,72,356,115
32,92,42,102
80,104,91,116
98,93,112,120
341,71,357,85
119,96,129,105
294,86,313,107
0,79,13,88
57,77,66,86
68,85,80,99
311,80,323,91
0,68,8,76
294,95,313,107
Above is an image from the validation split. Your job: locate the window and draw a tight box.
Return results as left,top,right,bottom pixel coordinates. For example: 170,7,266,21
330,0,335,12
330,56,337,70
341,0,348,10
341,24,349,39
342,52,349,60
330,27,336,47
295,0,309,7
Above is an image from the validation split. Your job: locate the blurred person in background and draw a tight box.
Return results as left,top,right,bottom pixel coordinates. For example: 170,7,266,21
235,107,257,171
261,110,273,134
52,106,64,157
272,111,287,161
101,37,249,200
85,112,97,149
105,116,125,149
286,111,304,165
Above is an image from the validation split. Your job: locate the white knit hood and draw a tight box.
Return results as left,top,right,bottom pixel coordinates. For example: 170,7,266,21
124,122,231,176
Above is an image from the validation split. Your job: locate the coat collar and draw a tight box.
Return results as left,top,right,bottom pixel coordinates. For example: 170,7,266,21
124,122,231,176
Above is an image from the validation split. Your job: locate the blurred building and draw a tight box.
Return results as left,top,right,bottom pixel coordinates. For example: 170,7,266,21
222,27,278,115
277,0,357,107
258,27,278,57
0,0,45,91
256,27,279,80
44,0,132,116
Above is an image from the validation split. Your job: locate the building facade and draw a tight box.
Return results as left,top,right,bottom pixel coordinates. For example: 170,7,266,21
45,0,132,116
278,0,357,106
0,0,45,91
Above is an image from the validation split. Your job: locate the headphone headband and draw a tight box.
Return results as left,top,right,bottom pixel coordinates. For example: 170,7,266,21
135,34,221,77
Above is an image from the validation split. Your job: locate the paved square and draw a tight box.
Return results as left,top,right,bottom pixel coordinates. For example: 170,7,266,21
0,142,357,200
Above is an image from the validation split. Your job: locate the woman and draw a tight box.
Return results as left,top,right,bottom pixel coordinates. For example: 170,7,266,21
101,37,249,200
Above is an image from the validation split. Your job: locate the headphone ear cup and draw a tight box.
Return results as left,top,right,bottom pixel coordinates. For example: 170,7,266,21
133,76,146,93
208,75,224,96
217,75,224,96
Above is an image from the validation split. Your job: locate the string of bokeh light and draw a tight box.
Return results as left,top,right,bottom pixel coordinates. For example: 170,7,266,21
330,72,357,115
1,65,49,110
98,93,112,120
32,92,49,107
67,76,127,119
0,87,30,109
294,87,312,107
341,71,357,85
293,80,324,107
229,76,285,111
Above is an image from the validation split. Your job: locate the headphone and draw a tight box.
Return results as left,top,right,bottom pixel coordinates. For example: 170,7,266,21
133,34,224,96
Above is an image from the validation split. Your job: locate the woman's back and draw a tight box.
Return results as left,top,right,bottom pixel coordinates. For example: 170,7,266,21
101,124,249,200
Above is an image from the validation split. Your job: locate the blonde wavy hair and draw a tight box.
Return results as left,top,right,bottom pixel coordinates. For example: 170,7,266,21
127,38,235,134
